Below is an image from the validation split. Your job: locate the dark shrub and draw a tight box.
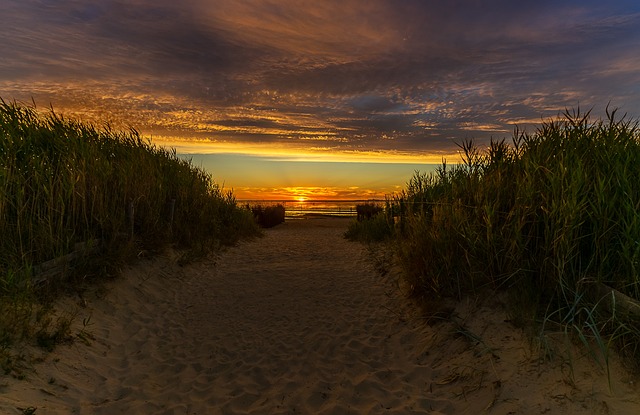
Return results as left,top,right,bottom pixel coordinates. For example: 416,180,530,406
345,212,393,243
251,204,285,228
356,203,383,221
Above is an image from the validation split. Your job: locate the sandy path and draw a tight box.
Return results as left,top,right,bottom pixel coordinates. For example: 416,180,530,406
1,218,639,414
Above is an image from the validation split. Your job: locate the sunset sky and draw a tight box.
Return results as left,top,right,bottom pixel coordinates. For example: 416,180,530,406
2,1,640,200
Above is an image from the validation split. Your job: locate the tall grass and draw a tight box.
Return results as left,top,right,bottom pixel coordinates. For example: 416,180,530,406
393,108,640,367
0,99,258,355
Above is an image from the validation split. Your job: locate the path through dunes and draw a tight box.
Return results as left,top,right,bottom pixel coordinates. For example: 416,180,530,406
1,218,638,414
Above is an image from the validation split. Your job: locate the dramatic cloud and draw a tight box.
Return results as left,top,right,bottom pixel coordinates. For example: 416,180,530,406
2,0,640,160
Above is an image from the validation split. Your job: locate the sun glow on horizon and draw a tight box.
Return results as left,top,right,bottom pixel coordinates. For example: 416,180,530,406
177,152,440,201
231,185,399,201
153,136,452,199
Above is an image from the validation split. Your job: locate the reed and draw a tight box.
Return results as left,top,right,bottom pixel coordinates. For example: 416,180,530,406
393,108,640,368
0,99,259,356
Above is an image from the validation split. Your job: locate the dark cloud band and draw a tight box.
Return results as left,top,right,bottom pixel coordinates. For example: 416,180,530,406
1,0,639,156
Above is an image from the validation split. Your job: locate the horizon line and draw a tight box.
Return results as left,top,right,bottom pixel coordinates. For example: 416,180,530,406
237,198,388,202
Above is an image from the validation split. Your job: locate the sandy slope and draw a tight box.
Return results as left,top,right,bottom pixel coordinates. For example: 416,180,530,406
1,218,638,414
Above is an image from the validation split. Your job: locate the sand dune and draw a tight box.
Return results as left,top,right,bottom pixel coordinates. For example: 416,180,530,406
1,218,638,414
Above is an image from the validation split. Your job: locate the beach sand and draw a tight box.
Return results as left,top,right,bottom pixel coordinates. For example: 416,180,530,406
1,218,638,414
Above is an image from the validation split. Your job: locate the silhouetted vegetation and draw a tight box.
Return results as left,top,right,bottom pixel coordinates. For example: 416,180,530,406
355,202,383,221
345,210,393,243
251,204,285,228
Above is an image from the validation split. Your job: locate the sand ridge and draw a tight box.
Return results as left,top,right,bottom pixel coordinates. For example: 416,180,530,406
1,218,638,414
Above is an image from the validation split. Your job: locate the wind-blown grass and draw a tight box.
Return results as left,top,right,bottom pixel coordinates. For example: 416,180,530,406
390,108,640,370
0,99,258,359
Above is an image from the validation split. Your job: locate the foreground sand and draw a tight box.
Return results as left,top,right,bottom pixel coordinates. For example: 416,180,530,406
1,218,639,414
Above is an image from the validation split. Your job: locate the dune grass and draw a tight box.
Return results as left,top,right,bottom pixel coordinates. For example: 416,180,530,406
0,99,259,364
351,108,640,371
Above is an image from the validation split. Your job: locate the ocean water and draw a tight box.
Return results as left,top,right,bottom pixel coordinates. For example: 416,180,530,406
240,200,385,218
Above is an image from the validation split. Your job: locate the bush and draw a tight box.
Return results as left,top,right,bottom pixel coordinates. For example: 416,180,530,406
355,202,383,221
251,204,285,228
345,211,393,243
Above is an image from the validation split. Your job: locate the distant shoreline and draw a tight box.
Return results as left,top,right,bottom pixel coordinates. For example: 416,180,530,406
242,200,386,218
238,198,386,203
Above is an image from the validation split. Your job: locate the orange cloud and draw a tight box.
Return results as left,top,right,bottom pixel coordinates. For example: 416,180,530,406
152,136,457,164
